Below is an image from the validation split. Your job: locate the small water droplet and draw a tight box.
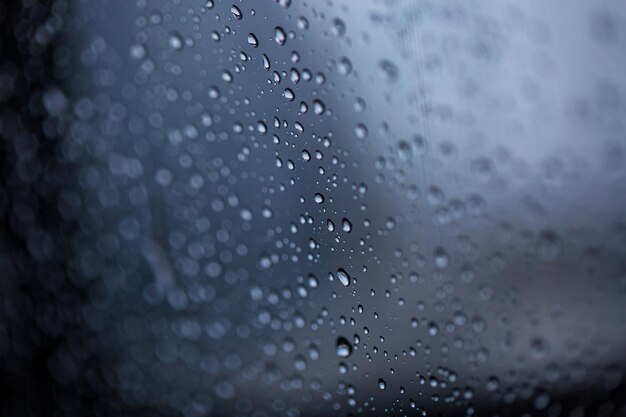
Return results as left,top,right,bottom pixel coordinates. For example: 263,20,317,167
222,70,233,83
355,123,368,139
262,54,270,70
331,18,346,37
379,59,398,82
168,32,183,50
247,33,259,48
274,26,286,45
378,378,387,390
336,268,350,287
313,99,325,115
283,88,295,101
336,336,352,358
298,16,309,30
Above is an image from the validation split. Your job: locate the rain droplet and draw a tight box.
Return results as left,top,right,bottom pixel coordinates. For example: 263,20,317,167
298,16,309,30
331,18,346,37
222,70,233,83
338,57,352,75
262,54,270,70
379,59,398,82
336,336,352,358
230,5,242,20
274,26,286,45
378,378,387,390
355,123,368,139
283,88,295,101
336,268,350,287
313,99,325,115
168,32,183,50
434,247,449,269
247,33,259,48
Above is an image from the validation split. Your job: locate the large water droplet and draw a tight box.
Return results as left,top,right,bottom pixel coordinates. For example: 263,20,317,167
230,5,242,20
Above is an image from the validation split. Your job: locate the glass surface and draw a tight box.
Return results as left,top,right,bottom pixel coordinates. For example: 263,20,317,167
1,0,626,416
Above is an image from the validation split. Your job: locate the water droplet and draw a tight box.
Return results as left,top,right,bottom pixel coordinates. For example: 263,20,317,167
434,247,449,269
222,70,233,83
331,18,346,37
342,218,352,233
247,33,259,48
314,193,324,204
130,44,146,60
313,99,325,115
262,54,270,70
298,16,309,30
378,378,387,390
396,140,413,162
336,336,352,358
168,32,183,50
240,208,253,221
308,274,319,288
354,97,366,112
379,59,398,82
230,5,242,20
283,88,295,101
355,123,368,139
338,57,352,75
428,322,439,336
274,26,286,45
336,268,350,287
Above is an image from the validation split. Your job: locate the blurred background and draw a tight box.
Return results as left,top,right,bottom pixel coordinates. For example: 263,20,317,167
1,0,626,416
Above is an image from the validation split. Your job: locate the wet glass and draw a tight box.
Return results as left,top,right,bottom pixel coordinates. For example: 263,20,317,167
1,1,626,416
